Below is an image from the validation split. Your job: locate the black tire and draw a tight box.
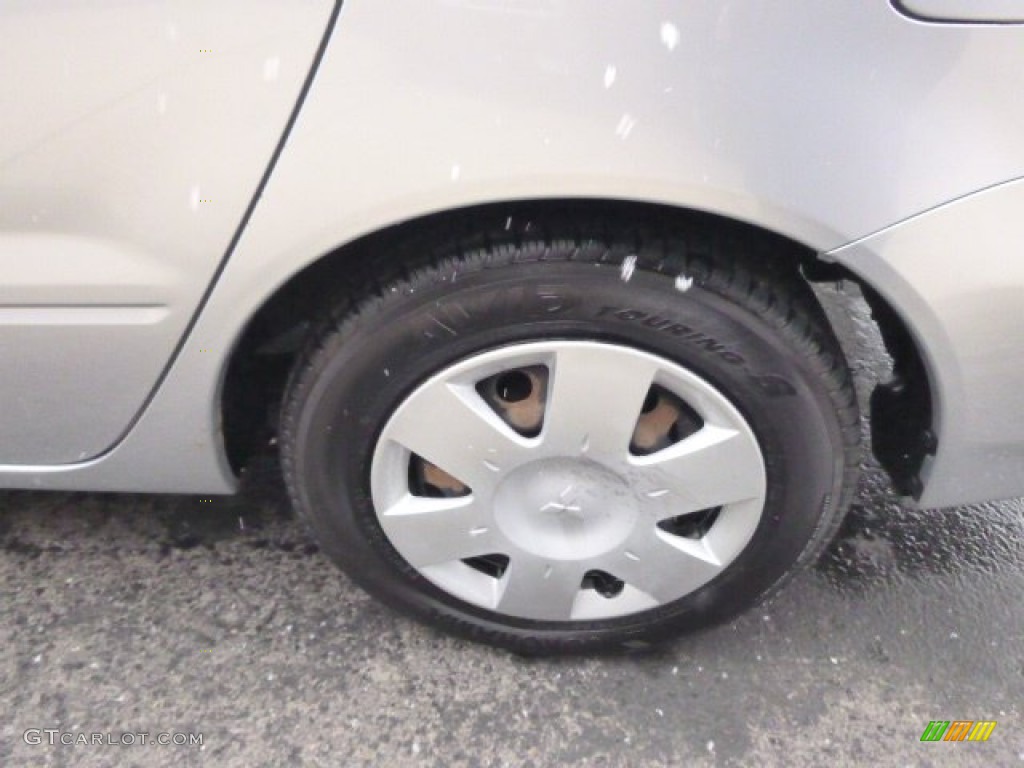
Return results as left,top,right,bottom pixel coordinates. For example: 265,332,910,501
280,216,860,654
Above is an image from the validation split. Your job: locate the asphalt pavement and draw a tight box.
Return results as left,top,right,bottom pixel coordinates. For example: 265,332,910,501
1,285,1022,767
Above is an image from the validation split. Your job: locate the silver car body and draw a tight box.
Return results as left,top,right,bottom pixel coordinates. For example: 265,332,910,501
2,0,1023,508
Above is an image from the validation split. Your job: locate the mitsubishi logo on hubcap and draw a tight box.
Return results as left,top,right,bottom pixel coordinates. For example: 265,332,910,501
539,484,584,518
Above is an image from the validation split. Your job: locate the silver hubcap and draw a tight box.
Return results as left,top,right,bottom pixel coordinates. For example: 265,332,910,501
370,341,767,622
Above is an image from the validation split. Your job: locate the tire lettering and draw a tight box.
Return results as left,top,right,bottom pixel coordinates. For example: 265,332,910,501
595,305,758,371
695,338,727,355
615,309,646,322
666,323,694,337
641,316,671,330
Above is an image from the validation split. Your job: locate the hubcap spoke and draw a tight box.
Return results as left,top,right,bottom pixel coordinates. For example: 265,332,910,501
385,380,531,494
378,494,499,568
632,424,765,516
606,525,724,604
496,555,584,621
542,345,658,460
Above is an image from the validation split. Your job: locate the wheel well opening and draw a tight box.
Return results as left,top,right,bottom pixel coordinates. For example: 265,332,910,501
802,261,935,498
221,198,932,494
856,283,935,498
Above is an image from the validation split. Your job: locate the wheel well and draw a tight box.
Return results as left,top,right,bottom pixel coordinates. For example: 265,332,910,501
221,198,934,496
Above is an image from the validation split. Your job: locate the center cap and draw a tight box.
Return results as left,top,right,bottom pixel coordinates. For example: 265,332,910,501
493,457,639,560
